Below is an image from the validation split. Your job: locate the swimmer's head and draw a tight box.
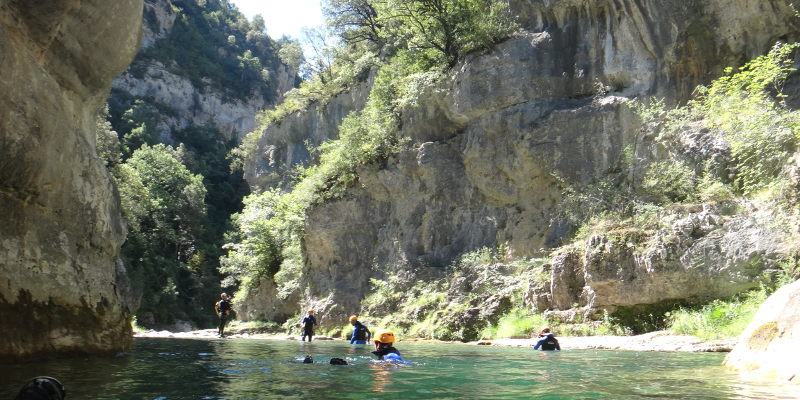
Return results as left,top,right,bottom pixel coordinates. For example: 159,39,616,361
14,376,65,400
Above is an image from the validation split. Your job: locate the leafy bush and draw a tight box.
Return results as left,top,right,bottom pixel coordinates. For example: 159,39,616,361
639,161,698,204
666,289,767,340
112,144,211,327
697,176,736,203
481,308,545,339
641,43,800,197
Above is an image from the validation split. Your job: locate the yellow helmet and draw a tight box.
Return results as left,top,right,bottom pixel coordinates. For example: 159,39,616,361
349,315,358,323
374,329,395,344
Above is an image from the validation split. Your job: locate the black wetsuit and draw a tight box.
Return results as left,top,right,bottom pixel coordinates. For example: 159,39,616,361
533,333,560,351
350,321,371,344
301,315,317,342
217,299,231,336
372,343,401,360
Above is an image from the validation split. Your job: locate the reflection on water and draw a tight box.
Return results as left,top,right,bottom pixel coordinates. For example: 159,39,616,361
1,338,798,399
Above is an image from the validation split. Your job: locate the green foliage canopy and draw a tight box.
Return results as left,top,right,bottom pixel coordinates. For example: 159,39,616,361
113,143,210,325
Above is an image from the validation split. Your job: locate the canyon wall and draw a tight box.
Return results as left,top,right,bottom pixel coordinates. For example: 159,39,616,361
244,0,799,325
0,0,144,358
112,0,296,144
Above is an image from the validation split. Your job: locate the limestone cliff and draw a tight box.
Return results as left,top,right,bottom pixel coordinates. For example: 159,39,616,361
724,280,800,384
111,0,296,143
536,204,792,324
244,80,371,189
0,0,143,358
244,0,799,326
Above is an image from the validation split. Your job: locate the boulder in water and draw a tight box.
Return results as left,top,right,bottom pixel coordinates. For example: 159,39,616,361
724,280,800,384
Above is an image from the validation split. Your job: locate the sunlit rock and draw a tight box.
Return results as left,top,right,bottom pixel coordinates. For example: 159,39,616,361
724,280,800,384
0,0,143,359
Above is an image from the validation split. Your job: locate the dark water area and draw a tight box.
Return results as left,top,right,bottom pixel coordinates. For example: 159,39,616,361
1,337,799,399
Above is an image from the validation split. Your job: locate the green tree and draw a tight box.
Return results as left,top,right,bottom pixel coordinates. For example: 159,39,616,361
324,0,384,47
220,190,286,288
117,144,209,326
95,105,121,168
379,0,515,67
277,37,305,72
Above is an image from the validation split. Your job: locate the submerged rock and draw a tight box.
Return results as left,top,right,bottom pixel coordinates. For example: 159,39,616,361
0,0,143,359
724,280,800,384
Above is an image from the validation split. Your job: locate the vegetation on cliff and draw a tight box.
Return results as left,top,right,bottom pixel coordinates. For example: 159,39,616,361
226,33,800,341
224,0,517,294
101,0,294,328
135,0,286,101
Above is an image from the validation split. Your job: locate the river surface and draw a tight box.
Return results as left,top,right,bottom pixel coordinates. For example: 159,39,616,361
2,337,799,399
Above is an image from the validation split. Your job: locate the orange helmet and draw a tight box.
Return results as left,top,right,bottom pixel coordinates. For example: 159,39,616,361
374,329,395,344
349,315,358,323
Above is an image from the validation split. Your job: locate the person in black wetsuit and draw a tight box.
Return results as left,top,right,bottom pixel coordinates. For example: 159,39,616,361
371,329,403,361
533,327,561,351
300,309,317,342
14,376,65,400
349,315,372,344
214,293,232,338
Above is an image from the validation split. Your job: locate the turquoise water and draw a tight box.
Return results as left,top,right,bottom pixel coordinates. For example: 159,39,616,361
2,337,798,399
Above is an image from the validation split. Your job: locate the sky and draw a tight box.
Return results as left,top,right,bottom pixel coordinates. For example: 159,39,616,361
230,0,325,40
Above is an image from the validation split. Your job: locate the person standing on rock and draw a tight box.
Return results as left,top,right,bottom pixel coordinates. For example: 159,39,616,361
214,293,232,338
300,309,318,342
349,315,372,344
533,327,561,351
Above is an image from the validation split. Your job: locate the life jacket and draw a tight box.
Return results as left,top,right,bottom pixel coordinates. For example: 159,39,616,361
540,335,559,351
354,322,369,340
302,315,316,329
372,344,400,360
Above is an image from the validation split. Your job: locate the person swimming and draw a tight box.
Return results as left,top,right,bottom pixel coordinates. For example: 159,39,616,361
14,376,65,400
371,329,404,361
533,327,561,351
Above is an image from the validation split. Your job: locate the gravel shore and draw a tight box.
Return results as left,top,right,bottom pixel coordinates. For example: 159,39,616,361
135,329,734,352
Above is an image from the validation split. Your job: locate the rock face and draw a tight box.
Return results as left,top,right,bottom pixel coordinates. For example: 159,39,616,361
245,0,798,326
541,205,790,317
112,0,296,143
0,0,143,358
244,81,372,189
724,280,800,384
235,277,300,323
140,0,176,49
112,61,289,142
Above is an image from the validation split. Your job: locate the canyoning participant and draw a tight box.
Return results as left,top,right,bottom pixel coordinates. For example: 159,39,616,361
14,376,66,400
214,293,232,338
349,315,372,345
533,327,561,351
372,329,404,361
300,309,318,342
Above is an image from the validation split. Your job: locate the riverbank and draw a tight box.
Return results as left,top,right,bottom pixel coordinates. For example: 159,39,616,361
134,329,734,352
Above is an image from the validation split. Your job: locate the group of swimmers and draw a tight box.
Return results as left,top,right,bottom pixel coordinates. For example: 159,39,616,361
298,308,560,366
12,308,559,399
300,310,404,362
218,293,560,354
